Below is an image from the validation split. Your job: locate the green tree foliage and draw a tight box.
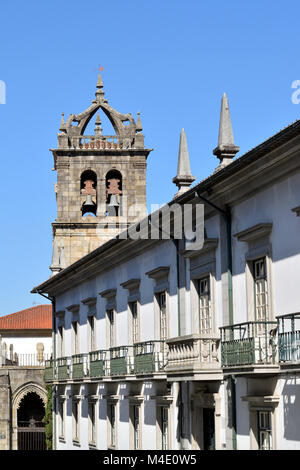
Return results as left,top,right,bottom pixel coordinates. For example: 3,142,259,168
43,385,53,450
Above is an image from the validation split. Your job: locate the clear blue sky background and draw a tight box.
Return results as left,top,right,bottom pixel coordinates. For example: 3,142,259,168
0,0,299,315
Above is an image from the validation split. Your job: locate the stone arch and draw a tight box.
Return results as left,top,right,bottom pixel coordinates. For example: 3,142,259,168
11,382,47,450
13,382,47,410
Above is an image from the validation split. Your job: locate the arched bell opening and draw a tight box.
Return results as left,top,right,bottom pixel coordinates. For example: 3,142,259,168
82,108,117,138
80,170,97,216
105,170,122,217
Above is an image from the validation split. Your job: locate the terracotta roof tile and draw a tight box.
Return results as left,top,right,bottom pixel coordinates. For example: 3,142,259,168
0,305,52,330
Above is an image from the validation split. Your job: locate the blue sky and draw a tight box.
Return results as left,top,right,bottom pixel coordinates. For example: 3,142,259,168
0,0,299,315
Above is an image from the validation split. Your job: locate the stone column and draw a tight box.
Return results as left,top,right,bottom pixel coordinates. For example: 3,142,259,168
0,372,10,450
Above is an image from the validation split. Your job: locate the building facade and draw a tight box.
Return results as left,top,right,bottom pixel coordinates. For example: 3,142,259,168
32,80,300,450
0,304,52,450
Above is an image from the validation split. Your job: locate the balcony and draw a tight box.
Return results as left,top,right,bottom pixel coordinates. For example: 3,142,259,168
134,341,165,374
1,353,51,368
89,350,108,378
71,353,89,379
67,135,134,151
44,359,54,382
56,357,70,381
278,313,300,366
220,321,278,372
165,334,221,379
109,346,134,376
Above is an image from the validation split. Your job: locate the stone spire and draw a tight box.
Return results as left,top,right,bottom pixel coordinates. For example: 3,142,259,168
173,128,195,197
213,93,239,171
94,112,102,136
95,72,105,102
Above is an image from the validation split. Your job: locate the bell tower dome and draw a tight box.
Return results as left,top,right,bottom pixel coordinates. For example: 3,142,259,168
50,73,152,274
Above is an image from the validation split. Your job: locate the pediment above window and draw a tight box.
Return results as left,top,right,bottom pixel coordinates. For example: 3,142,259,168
234,223,272,243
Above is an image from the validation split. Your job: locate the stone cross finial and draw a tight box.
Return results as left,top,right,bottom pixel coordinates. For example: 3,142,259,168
172,128,195,197
213,93,239,172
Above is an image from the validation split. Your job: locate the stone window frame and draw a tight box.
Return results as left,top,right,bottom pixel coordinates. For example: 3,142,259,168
146,267,170,342
234,223,274,322
151,394,173,450
183,239,218,336
99,289,117,350
87,394,99,449
104,395,119,450
82,297,97,353
55,310,65,358
120,279,141,345
66,304,80,356
127,395,144,450
58,394,67,443
241,395,279,450
71,394,83,447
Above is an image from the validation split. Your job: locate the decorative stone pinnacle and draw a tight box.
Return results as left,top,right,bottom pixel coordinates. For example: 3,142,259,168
213,93,239,171
94,112,102,135
97,72,103,89
136,111,143,132
172,128,195,197
59,112,66,132
95,72,105,101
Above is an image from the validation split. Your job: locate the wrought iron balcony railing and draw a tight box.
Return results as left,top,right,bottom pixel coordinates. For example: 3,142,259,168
44,359,55,382
133,340,166,374
220,321,277,368
109,346,134,376
278,313,300,364
71,353,89,379
56,356,70,381
89,350,109,378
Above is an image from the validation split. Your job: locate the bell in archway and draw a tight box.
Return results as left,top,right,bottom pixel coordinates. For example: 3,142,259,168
83,194,96,210
106,194,119,216
108,194,119,207
82,195,96,215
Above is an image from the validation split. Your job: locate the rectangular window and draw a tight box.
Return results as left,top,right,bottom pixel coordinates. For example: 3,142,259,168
88,401,96,445
133,405,141,450
161,406,169,450
158,292,167,341
198,277,212,334
258,411,272,450
72,400,79,441
58,400,65,438
107,310,115,348
130,301,139,344
108,403,116,448
253,258,268,323
88,316,95,351
72,321,79,355
58,326,64,357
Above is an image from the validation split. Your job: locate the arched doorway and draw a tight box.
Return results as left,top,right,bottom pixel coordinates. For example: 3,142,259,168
17,392,46,450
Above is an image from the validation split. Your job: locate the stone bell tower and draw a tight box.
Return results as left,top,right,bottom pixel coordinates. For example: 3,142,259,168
50,73,152,274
